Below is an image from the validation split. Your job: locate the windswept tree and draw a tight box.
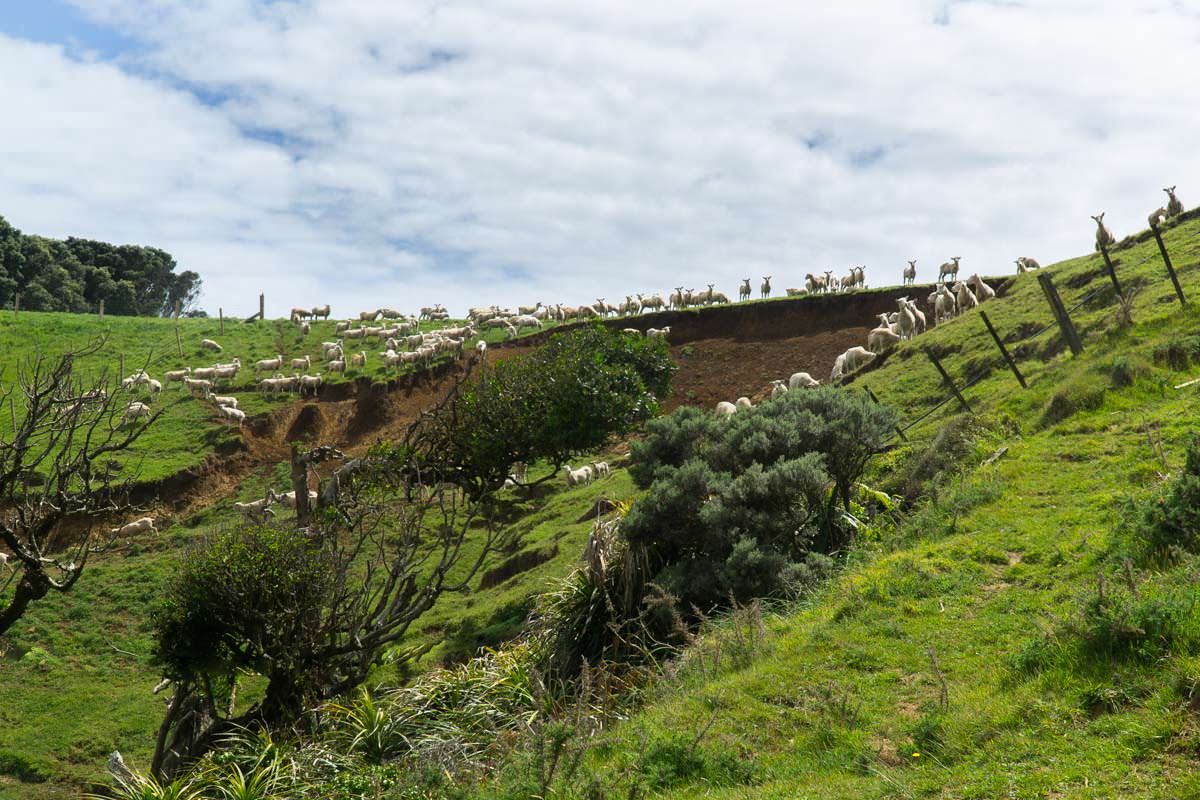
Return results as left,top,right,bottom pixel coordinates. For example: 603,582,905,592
0,340,160,635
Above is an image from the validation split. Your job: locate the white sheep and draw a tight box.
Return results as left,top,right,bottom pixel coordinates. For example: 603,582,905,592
475,340,487,358
209,394,238,408
831,346,876,383
954,280,980,311
164,368,190,386
903,259,917,286
938,257,961,283
234,493,276,522
905,298,927,334
715,401,738,416
1148,207,1169,229
290,355,311,371
184,377,213,397
110,517,157,537
646,327,671,340
934,285,956,324
123,402,152,424
298,374,323,397
335,320,352,333
805,273,826,294
1165,185,1184,217
200,339,222,352
254,355,285,375
311,304,331,320
350,351,367,368
896,298,916,341
300,321,310,336
359,309,381,322
1092,212,1116,251
564,465,592,487
590,461,611,478
868,325,901,353
735,396,752,410
739,278,751,301
219,405,247,427
967,274,995,302
706,284,730,304
327,359,346,374
788,372,820,390
760,276,772,299
0,551,12,573
278,489,318,509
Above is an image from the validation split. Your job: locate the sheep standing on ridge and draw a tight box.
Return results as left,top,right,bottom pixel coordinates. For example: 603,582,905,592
954,280,980,312
738,279,751,302
903,260,916,286
967,274,995,302
760,276,772,299
938,257,961,284
1092,212,1116,251
1165,185,1184,218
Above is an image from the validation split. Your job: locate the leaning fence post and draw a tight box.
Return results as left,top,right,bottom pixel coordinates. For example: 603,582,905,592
925,349,972,413
979,311,1027,389
1097,243,1123,297
864,384,907,441
259,293,265,321
1037,273,1083,356
175,325,184,358
1150,222,1186,307
219,307,225,335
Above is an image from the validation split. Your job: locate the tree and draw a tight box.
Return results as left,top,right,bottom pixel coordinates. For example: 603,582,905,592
428,325,675,493
0,340,160,635
149,384,508,778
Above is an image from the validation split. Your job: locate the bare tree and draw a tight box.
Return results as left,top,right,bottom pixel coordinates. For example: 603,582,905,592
0,339,160,635
151,369,508,778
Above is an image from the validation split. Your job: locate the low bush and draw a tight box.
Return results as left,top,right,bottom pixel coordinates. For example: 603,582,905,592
1042,375,1106,426
1126,435,1200,558
1152,335,1200,371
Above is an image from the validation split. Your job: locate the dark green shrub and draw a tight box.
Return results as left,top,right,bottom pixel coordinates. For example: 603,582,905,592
886,414,1006,502
1152,335,1200,371
1076,586,1193,661
1127,435,1200,556
638,731,754,790
629,406,720,488
1103,355,1148,388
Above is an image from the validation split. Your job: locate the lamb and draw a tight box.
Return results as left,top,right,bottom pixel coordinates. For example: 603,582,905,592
110,517,157,537
590,461,611,478
359,309,381,321
327,359,346,374
512,314,542,330
1092,212,1116,251
868,325,901,353
830,346,876,383
1148,207,1169,229
904,298,927,334
934,285,956,324
123,402,151,424
0,551,11,573
1014,257,1038,273
254,355,285,375
233,493,276,523
1165,185,1184,217
646,327,671,339
350,351,367,368
735,396,752,410
290,355,311,371
475,340,487,358
146,379,163,399
715,401,738,416
903,259,917,286
208,393,238,408
896,298,916,341
739,278,751,301
938,257,961,283
311,304,331,320
184,377,213,396
164,368,190,385
300,321,310,336
564,465,592,487
771,379,788,398
298,373,323,396
954,280,980,311
788,372,820,390
760,276,772,299
967,274,995,302
200,339,222,352
218,405,247,427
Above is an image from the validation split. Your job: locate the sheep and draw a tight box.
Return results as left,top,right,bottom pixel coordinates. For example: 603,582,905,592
839,271,857,292
637,293,666,313
760,276,772,299
184,377,213,397
830,346,876,383
335,320,352,333
669,287,685,310
735,396,752,410
1148,207,1169,229
351,351,367,368
146,379,163,399
0,551,11,573
1092,212,1116,251
896,298,916,341
903,259,917,286
967,274,995,302
290,307,311,322
300,321,310,336
343,327,367,340
327,359,346,374
164,368,190,386
218,405,247,427
512,314,542,330
359,309,381,321
903,298,927,334
934,285,956,324
200,338,222,352
322,340,343,357
379,307,404,319
706,284,730,305
785,287,808,297
110,517,157,537
298,373,323,397
868,325,901,353
938,257,961,283
771,379,788,398
590,461,611,478
805,273,827,294
646,326,671,339
475,340,487,358
233,493,276,523
715,400,738,416
278,489,318,509
290,355,311,371
854,266,866,288
254,355,285,375
311,304,331,320
209,393,238,408
788,372,820,390
738,278,751,302
122,402,151,424
954,280,980,311
1165,185,1184,217
564,465,592,487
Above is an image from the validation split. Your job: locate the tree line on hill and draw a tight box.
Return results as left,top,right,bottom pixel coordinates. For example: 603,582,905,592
0,213,202,316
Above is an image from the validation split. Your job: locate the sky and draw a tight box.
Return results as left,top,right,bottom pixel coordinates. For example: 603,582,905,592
1,0,1198,318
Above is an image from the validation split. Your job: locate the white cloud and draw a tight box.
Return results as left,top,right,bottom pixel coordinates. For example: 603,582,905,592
2,0,1199,316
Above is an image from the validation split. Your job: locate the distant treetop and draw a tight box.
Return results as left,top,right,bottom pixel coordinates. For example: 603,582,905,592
0,214,202,316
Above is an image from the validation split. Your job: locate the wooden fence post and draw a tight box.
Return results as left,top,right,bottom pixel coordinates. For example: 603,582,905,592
1037,273,1083,356
259,293,265,322
864,384,907,441
219,307,225,335
979,311,1027,389
1150,222,1186,307
119,353,125,378
1098,243,1123,297
925,349,972,413
98,299,105,320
